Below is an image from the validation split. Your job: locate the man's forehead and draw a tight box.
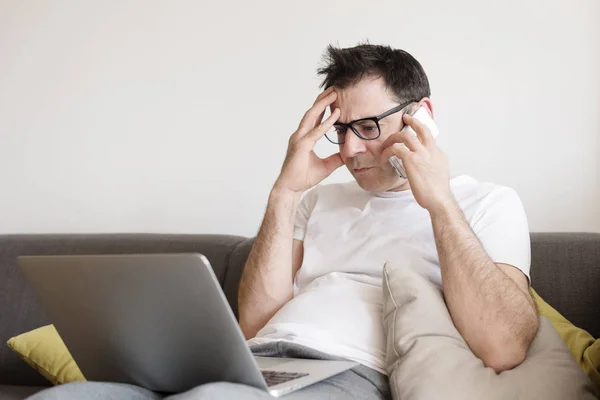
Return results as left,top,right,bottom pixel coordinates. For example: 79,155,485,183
331,77,397,122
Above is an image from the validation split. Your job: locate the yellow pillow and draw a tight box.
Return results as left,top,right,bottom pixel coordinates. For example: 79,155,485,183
7,292,600,395
7,325,85,385
531,288,600,396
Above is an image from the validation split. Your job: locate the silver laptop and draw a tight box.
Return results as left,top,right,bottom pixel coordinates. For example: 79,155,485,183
18,253,357,397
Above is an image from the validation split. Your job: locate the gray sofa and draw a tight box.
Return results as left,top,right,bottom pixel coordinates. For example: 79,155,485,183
1,233,599,399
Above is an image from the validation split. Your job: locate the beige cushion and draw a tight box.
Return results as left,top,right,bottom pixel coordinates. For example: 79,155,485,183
382,262,597,400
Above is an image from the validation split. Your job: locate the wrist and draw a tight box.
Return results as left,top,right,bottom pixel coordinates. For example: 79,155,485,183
427,194,460,219
270,185,303,203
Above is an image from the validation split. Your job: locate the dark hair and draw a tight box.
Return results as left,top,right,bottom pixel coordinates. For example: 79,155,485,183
317,43,431,103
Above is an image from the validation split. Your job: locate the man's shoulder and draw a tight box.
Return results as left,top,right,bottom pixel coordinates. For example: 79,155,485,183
451,175,523,211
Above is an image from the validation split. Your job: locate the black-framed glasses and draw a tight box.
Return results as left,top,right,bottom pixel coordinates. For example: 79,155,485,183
325,99,417,145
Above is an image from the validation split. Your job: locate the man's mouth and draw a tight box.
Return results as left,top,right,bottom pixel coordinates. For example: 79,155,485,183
353,167,373,173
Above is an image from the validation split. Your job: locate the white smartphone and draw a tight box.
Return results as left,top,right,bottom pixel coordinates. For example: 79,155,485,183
388,107,439,179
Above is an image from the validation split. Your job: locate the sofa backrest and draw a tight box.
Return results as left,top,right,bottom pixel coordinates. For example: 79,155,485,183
0,232,598,386
529,233,600,338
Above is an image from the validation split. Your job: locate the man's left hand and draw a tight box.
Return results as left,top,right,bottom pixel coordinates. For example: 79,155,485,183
381,113,453,214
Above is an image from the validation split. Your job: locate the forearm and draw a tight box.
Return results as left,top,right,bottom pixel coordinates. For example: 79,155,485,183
238,187,302,339
430,198,538,372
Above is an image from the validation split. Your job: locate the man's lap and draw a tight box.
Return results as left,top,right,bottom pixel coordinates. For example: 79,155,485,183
28,371,382,400
27,342,390,400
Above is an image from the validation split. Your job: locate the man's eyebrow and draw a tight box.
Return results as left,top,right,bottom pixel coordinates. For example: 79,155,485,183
335,115,376,125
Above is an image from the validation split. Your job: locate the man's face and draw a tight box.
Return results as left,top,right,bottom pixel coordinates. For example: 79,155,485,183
330,76,410,193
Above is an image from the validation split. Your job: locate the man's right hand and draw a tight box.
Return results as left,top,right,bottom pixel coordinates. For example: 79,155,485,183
274,87,344,194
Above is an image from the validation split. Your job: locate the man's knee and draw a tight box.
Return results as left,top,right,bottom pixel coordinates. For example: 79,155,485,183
166,382,271,400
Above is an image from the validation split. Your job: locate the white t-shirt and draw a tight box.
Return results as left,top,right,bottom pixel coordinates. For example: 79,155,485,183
247,175,531,374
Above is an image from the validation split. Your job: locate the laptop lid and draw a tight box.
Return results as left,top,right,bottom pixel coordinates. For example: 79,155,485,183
18,253,268,393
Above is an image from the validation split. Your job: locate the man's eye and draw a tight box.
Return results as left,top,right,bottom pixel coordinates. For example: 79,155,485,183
363,126,376,132
335,127,346,134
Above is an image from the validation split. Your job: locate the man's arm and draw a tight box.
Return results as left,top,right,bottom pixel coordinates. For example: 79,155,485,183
430,197,538,373
238,87,343,340
381,111,538,373
238,188,304,340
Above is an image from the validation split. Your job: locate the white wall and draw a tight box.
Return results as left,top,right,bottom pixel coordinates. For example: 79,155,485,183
1,0,598,236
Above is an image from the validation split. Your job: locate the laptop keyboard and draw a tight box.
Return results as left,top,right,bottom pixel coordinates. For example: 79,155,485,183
262,370,309,387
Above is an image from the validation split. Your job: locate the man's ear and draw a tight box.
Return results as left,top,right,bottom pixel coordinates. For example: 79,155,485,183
416,97,434,119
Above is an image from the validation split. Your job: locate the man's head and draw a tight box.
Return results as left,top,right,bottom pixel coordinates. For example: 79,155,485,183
317,44,433,192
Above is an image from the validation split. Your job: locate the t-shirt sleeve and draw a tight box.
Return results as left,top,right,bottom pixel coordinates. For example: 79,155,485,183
470,187,531,282
293,187,318,241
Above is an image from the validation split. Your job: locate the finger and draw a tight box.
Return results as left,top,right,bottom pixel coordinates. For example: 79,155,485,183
313,86,335,105
321,152,344,175
305,108,340,143
314,105,331,133
300,87,335,130
381,142,411,165
298,91,338,135
403,114,434,147
381,130,424,153
306,90,337,126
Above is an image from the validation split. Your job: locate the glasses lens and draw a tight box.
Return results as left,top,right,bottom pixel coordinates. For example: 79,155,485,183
354,120,379,139
325,124,346,144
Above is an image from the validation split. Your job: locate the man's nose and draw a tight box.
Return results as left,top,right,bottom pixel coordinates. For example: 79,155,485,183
341,128,367,158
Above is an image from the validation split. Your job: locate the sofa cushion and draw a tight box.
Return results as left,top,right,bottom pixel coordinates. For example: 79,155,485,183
532,288,600,395
382,261,597,400
7,325,85,385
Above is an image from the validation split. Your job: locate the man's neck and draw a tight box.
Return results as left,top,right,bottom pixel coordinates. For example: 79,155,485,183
387,180,411,192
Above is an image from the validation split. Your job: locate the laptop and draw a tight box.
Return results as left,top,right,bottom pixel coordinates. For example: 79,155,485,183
17,253,357,397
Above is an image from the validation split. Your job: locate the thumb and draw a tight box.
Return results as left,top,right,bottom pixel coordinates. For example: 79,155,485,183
322,153,344,175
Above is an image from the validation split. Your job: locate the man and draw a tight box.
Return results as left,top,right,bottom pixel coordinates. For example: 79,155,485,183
31,44,539,400
238,43,539,395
